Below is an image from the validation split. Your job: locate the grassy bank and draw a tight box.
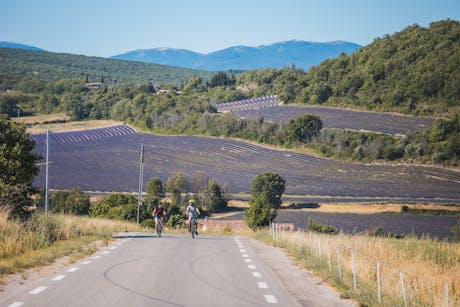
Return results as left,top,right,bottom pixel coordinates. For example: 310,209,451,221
0,209,142,282
256,225,459,306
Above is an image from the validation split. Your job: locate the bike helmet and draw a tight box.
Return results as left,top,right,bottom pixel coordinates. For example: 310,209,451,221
189,199,195,204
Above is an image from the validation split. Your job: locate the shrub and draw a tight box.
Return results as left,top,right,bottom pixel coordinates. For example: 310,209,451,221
166,214,184,229
141,218,155,228
307,219,337,235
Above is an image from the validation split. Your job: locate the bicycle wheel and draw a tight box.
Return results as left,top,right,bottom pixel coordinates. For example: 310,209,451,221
156,222,162,237
191,221,195,238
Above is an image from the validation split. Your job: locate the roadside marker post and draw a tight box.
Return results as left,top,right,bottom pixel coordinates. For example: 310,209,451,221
377,261,382,304
400,272,408,307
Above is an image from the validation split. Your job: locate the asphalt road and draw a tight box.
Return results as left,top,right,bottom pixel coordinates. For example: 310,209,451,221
2,233,353,307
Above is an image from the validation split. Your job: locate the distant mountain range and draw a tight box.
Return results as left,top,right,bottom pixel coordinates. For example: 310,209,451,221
0,41,45,51
0,40,361,71
111,40,362,71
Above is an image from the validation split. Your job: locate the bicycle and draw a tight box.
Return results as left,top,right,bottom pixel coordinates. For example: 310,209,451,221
155,218,163,238
190,216,198,238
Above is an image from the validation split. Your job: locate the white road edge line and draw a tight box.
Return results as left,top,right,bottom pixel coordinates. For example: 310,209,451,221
8,302,24,307
258,281,268,289
67,267,79,273
80,261,91,265
30,286,47,294
264,295,278,304
52,274,66,281
102,251,110,254
92,255,101,259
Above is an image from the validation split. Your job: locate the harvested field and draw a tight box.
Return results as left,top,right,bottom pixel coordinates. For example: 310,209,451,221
31,125,460,203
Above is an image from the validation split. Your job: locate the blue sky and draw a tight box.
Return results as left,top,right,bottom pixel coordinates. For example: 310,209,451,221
1,0,459,57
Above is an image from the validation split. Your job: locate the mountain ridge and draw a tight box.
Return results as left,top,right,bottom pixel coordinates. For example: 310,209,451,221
0,41,45,51
111,40,361,71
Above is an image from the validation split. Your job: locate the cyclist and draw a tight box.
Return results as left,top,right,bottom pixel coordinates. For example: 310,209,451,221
186,199,200,234
152,203,165,232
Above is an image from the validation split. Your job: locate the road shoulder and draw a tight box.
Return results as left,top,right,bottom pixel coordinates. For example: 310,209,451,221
248,238,356,307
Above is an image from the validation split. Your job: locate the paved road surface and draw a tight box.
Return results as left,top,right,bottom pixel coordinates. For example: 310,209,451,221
2,233,354,307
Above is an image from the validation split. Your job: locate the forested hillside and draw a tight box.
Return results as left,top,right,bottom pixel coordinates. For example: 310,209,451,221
238,20,460,117
0,48,214,86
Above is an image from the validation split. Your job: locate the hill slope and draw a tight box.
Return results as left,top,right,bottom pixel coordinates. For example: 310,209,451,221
0,48,213,85
0,41,45,51
238,20,460,116
112,40,361,71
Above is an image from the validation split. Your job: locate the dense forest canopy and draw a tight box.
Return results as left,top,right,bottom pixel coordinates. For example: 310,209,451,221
0,48,214,86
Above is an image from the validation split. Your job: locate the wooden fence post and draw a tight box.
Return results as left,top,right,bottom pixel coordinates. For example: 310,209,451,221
352,250,357,290
377,261,381,304
400,272,408,307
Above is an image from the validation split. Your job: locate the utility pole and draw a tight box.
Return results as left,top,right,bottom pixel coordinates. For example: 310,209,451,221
45,129,49,215
137,144,144,223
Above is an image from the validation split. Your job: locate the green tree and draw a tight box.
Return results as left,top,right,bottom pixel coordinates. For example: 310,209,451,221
50,188,90,215
146,177,164,201
165,172,185,206
0,95,18,116
245,172,286,230
0,115,39,219
283,114,323,144
202,179,227,213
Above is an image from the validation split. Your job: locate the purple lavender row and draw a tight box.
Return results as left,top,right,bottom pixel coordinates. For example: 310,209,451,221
30,125,137,145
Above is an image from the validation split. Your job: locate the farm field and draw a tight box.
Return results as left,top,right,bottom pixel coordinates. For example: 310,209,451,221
31,125,460,204
220,210,458,239
217,97,434,135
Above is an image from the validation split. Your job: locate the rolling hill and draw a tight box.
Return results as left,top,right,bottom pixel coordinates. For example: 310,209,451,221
111,40,361,71
0,47,214,85
0,41,45,51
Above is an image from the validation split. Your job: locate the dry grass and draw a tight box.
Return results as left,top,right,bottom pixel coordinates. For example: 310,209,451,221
26,119,124,134
12,113,70,125
259,225,460,306
0,209,142,282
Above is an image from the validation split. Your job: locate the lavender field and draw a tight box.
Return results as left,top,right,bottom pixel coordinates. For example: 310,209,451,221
31,125,460,204
221,211,458,239
217,97,434,135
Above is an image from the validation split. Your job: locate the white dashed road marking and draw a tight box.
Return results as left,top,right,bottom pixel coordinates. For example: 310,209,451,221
258,282,268,289
30,286,47,294
248,264,256,270
52,275,66,281
239,249,246,252
264,295,278,304
252,272,262,278
110,246,117,250
67,267,79,273
242,254,249,258
245,259,252,263
102,251,110,254
92,255,101,259
8,302,24,307
80,261,91,265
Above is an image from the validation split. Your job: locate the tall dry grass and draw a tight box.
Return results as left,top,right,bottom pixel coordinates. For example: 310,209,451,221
259,224,459,306
0,208,142,279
